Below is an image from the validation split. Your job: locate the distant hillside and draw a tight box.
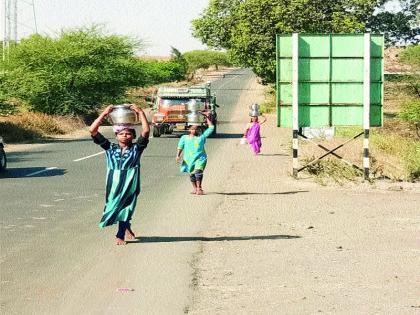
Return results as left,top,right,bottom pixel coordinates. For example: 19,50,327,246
385,48,414,73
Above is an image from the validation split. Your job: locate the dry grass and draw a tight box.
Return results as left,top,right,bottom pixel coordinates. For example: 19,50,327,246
301,126,420,181
0,112,85,143
302,156,361,185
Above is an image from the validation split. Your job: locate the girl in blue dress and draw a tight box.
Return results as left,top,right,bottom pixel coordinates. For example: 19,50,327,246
89,104,150,245
176,114,214,195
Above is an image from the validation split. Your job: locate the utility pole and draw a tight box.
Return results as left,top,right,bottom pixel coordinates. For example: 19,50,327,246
2,0,37,62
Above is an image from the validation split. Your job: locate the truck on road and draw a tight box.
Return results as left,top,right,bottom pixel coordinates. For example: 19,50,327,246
150,83,218,137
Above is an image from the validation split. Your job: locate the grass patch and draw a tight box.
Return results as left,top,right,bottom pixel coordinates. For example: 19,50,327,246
335,126,420,181
259,85,276,114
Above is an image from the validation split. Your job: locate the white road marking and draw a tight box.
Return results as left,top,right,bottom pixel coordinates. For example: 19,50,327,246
26,167,58,177
73,151,104,162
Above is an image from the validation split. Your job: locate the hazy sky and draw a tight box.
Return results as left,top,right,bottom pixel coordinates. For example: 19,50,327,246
11,0,210,56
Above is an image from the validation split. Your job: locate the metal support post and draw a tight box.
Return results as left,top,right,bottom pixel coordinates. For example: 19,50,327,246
292,33,299,178
363,33,371,180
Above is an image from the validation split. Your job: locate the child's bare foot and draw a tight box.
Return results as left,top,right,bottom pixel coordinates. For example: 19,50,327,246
125,228,135,240
116,238,127,245
190,189,197,194
196,188,204,195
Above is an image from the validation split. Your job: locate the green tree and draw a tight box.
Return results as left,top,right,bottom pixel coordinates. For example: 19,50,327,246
367,0,419,46
183,50,232,73
192,0,415,83
143,59,187,83
0,27,147,115
170,46,188,76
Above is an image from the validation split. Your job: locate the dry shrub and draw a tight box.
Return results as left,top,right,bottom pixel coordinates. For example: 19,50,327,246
0,112,86,143
302,157,361,185
11,112,65,135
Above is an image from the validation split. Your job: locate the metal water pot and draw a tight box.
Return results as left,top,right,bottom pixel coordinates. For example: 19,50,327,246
187,99,204,112
187,112,205,124
108,104,139,125
249,103,260,117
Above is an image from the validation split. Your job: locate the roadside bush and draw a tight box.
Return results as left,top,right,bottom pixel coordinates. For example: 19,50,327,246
399,44,420,67
0,27,147,116
143,60,187,84
399,45,420,98
398,99,420,137
0,121,42,142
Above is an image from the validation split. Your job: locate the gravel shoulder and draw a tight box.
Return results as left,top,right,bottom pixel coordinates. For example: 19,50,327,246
187,78,420,314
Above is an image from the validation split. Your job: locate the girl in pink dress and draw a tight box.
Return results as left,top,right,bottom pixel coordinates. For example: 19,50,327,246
243,115,266,154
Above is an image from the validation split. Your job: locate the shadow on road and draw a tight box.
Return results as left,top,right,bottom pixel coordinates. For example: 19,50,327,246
209,190,309,196
130,234,301,244
0,167,66,178
6,150,60,163
258,153,289,157
212,133,244,139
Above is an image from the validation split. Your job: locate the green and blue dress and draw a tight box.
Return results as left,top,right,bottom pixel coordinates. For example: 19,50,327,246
177,126,214,173
92,132,148,228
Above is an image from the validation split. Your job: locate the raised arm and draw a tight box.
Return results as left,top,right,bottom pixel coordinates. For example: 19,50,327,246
89,105,114,136
201,112,215,139
130,104,150,138
260,115,267,125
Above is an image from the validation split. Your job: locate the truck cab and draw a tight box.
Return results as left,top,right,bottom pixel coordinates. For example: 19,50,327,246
151,83,218,137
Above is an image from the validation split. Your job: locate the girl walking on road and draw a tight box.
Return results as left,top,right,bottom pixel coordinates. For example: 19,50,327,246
243,115,266,155
176,114,214,195
89,104,150,245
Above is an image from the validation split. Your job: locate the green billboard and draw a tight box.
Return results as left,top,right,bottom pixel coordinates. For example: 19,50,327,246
276,34,384,127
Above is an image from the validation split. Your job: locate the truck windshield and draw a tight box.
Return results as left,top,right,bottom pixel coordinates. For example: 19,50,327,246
161,99,190,107
160,98,206,107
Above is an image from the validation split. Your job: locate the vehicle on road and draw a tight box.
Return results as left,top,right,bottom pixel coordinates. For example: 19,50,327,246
150,82,218,137
0,136,7,172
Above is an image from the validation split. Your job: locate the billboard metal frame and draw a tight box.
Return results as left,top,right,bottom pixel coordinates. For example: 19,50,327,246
276,33,384,179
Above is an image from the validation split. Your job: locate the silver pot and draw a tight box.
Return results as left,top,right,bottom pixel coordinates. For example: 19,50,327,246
250,103,259,111
187,112,205,124
187,99,204,112
249,110,260,117
249,103,260,117
108,104,139,125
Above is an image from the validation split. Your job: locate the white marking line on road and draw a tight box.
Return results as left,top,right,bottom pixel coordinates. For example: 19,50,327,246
73,151,104,162
26,167,58,177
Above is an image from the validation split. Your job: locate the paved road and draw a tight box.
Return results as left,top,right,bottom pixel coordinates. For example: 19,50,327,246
0,69,254,314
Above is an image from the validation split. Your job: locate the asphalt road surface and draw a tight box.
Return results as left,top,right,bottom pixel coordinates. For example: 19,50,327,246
0,68,254,314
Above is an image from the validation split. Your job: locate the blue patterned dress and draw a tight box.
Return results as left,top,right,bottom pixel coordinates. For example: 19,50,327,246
92,132,148,228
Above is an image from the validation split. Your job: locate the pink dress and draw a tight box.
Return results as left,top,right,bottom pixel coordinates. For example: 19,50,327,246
246,122,262,154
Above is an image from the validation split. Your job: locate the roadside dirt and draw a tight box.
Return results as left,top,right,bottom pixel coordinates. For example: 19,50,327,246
187,77,420,314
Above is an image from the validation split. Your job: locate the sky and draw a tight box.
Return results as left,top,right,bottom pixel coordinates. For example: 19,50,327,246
9,0,210,56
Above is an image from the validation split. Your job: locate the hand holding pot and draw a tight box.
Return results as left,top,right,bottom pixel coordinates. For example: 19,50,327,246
129,104,143,114
103,105,114,116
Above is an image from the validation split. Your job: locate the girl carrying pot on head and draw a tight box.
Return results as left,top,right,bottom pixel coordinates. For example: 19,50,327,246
89,104,150,245
243,114,266,155
176,113,214,195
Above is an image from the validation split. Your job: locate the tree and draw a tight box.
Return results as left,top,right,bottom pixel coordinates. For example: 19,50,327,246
0,27,147,115
170,46,188,76
192,0,416,83
183,50,232,73
367,0,419,46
